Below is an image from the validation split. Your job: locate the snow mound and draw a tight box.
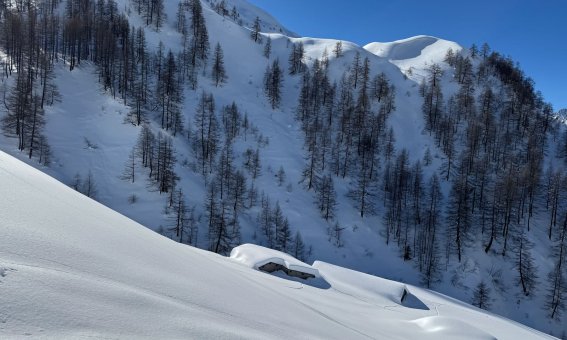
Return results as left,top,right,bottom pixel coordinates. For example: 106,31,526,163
313,260,412,306
365,35,441,60
412,316,497,340
230,244,320,278
204,0,297,37
364,35,462,70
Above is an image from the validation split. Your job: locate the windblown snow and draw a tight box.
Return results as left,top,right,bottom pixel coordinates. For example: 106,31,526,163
0,151,552,339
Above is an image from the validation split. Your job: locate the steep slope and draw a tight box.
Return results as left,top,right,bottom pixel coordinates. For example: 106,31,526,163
202,0,297,36
0,150,553,339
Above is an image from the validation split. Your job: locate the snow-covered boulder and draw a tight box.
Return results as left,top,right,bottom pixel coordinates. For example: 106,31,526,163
230,244,320,279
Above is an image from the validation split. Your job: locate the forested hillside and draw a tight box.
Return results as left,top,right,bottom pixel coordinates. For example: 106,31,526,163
0,0,565,335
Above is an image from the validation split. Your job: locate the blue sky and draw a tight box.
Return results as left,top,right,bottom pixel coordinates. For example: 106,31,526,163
248,0,566,110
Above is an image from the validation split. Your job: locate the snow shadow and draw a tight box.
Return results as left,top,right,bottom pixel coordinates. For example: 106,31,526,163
270,270,332,289
401,290,429,310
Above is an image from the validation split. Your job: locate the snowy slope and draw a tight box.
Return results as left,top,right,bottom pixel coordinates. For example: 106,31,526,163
0,150,553,339
365,35,462,63
202,0,297,37
0,0,564,336
365,35,463,85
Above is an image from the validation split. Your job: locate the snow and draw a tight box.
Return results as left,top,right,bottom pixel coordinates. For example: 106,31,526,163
364,35,461,61
0,0,563,336
231,244,320,278
0,151,554,339
202,0,297,37
411,316,497,340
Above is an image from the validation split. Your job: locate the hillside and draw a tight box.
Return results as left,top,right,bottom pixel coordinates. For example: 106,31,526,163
0,150,553,339
0,0,566,336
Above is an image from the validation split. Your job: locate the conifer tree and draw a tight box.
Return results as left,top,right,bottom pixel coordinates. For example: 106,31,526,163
121,148,137,183
263,36,272,59
472,281,492,310
333,41,343,58
329,221,344,248
264,59,283,109
288,42,305,75
514,230,538,296
545,213,567,320
211,42,226,87
317,174,337,221
188,0,209,67
293,230,306,261
251,16,261,43
192,92,219,174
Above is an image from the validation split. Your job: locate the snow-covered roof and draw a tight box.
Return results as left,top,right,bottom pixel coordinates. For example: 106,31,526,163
230,244,320,278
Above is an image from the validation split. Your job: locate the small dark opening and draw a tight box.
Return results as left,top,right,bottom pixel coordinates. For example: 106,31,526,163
258,262,316,280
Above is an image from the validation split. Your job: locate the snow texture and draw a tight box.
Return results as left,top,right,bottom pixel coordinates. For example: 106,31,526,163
0,0,563,336
0,151,554,339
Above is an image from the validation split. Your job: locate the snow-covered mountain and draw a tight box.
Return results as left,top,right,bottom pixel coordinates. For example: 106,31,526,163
0,150,553,339
0,0,566,336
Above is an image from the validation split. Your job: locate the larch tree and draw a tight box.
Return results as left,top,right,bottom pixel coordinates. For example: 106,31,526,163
263,36,272,59
333,41,343,58
514,230,538,296
250,16,261,43
263,58,283,109
472,281,492,310
293,230,306,262
211,42,227,87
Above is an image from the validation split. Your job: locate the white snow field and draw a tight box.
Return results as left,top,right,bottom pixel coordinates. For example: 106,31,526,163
0,0,565,336
0,151,553,339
